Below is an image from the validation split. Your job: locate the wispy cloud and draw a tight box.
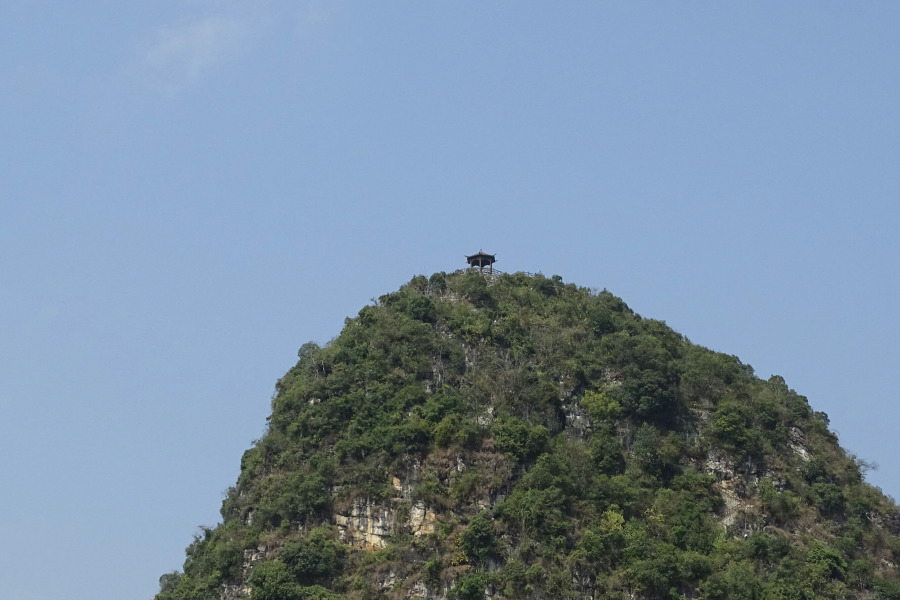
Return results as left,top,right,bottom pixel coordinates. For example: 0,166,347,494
135,1,343,95
139,15,251,94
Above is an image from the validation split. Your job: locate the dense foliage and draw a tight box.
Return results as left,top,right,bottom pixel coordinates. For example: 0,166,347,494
156,271,900,600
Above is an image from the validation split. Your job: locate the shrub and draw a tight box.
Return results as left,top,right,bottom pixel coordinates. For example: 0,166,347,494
849,559,875,589
491,417,548,461
808,541,847,580
249,561,303,600
701,561,762,600
454,272,492,307
297,586,340,600
434,415,479,448
626,543,680,597
802,456,829,483
447,573,487,600
459,511,496,562
428,272,447,292
450,470,483,505
501,559,527,597
678,551,713,582
810,483,845,516
875,578,900,600
404,296,437,323
280,527,342,586
747,532,790,563
422,557,443,587
581,390,621,423
710,402,761,460
602,332,681,423
157,572,181,595
589,426,625,475
759,478,800,523
412,472,448,506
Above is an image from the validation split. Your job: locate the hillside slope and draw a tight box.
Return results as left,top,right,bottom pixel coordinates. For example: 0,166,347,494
155,271,900,600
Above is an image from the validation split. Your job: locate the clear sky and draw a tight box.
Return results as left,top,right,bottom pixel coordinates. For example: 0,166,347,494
2,2,899,599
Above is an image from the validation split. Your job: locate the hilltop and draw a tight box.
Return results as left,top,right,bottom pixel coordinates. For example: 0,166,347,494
155,270,900,600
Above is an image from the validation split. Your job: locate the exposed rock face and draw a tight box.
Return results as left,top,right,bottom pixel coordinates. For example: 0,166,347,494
334,497,396,550
407,579,440,600
220,581,252,600
330,457,440,551
409,501,437,537
562,401,592,438
223,504,441,599
789,426,812,462
331,497,437,549
705,447,734,481
704,448,757,530
718,479,753,530
219,544,278,600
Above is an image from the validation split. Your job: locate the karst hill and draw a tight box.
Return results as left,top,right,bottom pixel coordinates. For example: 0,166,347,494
155,270,900,600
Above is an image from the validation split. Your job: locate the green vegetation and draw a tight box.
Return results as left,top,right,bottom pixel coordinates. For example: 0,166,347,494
156,270,900,600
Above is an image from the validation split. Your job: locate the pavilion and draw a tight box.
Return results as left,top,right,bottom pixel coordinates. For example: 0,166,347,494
466,250,496,274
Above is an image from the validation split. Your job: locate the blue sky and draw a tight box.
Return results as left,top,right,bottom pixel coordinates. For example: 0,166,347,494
2,3,899,599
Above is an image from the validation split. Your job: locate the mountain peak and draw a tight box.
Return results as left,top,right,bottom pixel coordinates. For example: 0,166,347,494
156,271,900,600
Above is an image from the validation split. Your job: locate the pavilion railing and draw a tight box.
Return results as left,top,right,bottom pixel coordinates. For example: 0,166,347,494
462,268,553,278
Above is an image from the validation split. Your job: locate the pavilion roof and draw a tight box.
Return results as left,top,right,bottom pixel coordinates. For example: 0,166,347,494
466,250,496,263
